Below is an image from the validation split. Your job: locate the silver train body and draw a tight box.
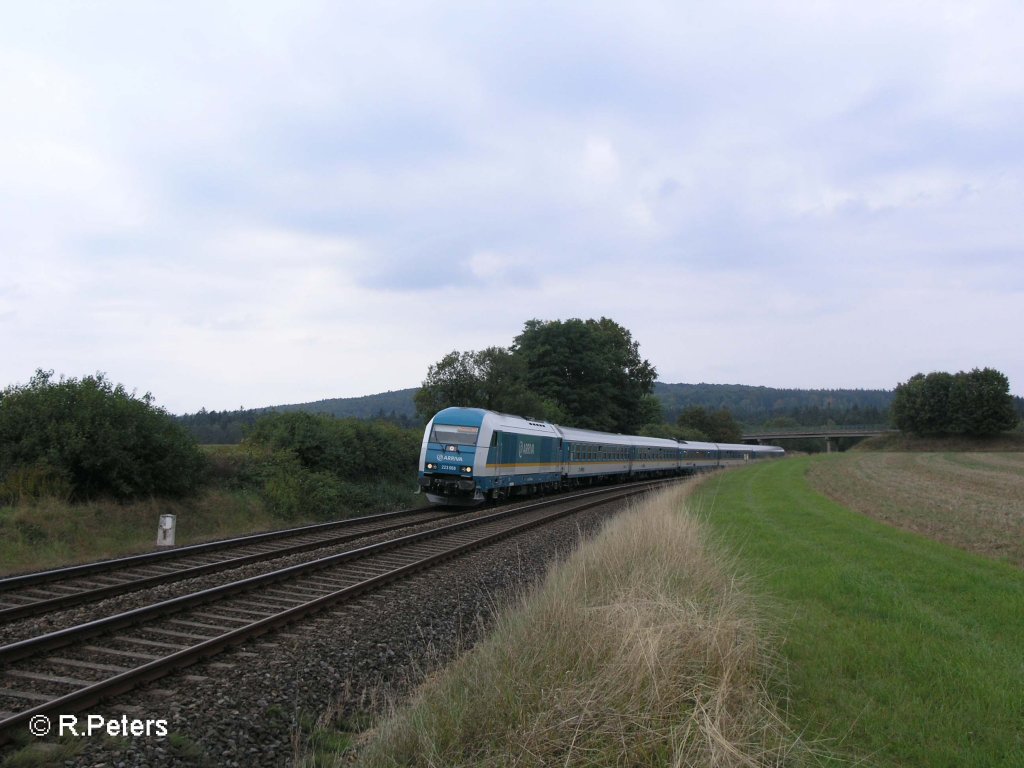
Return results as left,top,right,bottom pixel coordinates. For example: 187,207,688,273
417,407,784,506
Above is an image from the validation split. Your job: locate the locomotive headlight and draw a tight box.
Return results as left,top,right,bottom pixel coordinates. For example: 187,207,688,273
463,466,473,473
426,463,436,470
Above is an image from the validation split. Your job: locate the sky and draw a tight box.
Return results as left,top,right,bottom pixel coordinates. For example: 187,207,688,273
2,1,1022,413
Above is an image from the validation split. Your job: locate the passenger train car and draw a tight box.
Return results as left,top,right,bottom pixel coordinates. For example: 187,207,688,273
418,407,784,506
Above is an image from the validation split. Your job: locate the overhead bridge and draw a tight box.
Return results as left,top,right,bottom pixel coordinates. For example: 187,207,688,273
741,426,896,453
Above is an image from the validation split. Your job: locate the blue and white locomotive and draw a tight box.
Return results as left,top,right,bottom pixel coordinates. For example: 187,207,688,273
418,407,784,506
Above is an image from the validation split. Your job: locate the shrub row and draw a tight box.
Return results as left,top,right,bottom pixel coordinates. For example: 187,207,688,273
1,373,422,521
242,413,422,520
245,411,419,484
0,370,205,502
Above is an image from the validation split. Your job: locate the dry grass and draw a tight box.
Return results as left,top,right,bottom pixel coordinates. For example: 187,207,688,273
0,489,276,576
348,486,817,767
807,452,1024,566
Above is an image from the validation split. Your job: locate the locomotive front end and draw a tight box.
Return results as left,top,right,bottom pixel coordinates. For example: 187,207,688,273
418,408,487,505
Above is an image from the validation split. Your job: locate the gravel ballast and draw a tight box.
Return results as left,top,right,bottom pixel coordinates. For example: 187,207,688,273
4,500,633,767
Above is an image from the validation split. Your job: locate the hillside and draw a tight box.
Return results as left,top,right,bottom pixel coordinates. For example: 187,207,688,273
270,388,419,420
176,383,900,443
175,389,419,443
654,382,893,426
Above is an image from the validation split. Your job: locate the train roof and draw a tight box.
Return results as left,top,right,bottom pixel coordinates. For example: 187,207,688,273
427,407,489,427
428,409,783,455
554,425,670,447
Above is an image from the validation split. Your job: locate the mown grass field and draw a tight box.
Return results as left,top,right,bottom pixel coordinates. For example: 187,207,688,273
806,451,1024,566
693,456,1024,767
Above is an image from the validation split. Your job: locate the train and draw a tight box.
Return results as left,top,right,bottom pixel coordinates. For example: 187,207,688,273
417,407,785,506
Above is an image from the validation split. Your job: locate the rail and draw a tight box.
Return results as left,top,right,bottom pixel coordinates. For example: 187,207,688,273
0,478,678,743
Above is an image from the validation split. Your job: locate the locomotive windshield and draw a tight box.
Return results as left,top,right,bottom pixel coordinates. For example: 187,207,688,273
429,424,480,446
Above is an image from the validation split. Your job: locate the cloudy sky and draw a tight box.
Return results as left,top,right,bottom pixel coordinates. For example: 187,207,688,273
2,1,1022,413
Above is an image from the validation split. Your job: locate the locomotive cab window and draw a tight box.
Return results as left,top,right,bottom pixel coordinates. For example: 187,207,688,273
429,424,480,446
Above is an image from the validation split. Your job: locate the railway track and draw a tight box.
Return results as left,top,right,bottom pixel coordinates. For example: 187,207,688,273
0,478,676,744
0,507,452,622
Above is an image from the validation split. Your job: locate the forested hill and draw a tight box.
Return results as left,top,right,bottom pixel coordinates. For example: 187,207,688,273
654,382,894,427
175,383,899,443
175,389,420,444
271,388,419,421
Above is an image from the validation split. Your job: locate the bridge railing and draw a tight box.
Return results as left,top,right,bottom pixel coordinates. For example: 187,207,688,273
741,425,894,438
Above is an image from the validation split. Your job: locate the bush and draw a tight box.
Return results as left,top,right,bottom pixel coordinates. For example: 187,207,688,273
0,461,74,505
255,451,344,520
0,370,207,501
237,413,422,521
245,412,420,483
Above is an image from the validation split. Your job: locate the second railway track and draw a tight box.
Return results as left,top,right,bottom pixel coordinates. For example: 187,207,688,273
0,478,678,744
0,507,453,623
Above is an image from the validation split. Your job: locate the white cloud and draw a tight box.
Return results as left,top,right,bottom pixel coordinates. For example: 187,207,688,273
1,1,1022,409
582,136,621,186
467,250,510,281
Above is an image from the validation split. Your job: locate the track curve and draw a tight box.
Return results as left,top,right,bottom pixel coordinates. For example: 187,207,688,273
0,478,678,743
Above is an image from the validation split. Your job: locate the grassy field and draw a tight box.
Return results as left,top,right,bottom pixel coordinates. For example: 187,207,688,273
807,452,1024,566
0,483,424,577
0,444,424,576
693,457,1024,767
856,432,1024,452
339,485,814,768
0,490,281,576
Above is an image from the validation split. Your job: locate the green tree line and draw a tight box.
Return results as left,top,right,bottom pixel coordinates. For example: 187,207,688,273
655,382,894,427
892,368,1018,437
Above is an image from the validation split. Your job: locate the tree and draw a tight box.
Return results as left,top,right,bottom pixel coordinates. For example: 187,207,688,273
416,317,657,432
677,406,712,437
677,406,742,443
952,368,1018,435
512,317,657,433
636,394,664,430
892,373,926,435
413,350,484,419
471,347,565,420
707,409,743,443
892,368,1018,437
413,347,564,422
0,369,206,501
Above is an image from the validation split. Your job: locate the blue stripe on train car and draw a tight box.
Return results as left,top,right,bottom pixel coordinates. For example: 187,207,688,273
483,429,562,490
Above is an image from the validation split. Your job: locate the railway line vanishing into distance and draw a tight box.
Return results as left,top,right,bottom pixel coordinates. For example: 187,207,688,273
0,478,681,745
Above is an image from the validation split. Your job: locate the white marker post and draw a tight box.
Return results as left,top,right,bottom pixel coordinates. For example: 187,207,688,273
156,514,177,547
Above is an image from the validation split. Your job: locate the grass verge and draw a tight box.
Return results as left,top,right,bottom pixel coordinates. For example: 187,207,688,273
340,485,816,767
693,458,1024,767
0,478,420,577
0,490,278,576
